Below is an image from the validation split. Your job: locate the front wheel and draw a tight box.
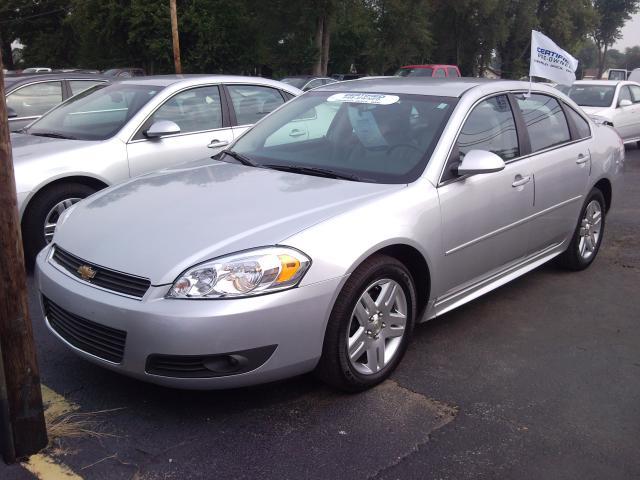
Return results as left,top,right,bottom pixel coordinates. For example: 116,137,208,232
315,255,417,392
22,183,97,266
557,187,606,271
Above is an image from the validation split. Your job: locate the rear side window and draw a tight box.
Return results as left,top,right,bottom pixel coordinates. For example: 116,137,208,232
457,95,519,161
515,94,570,152
227,84,285,125
565,106,591,139
6,81,63,117
447,68,459,77
69,80,104,96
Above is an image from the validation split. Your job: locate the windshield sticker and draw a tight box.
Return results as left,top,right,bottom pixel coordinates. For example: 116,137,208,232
328,93,400,105
347,106,388,147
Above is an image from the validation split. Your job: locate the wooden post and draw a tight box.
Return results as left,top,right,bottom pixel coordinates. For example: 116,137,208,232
170,0,182,74
0,49,48,464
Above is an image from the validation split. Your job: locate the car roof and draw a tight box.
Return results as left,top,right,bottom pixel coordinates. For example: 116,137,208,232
117,74,302,92
572,80,622,86
4,73,110,89
313,76,497,98
401,64,458,69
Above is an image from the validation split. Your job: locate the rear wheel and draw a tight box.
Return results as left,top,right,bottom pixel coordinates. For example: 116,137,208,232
22,183,96,266
557,187,606,271
315,255,416,392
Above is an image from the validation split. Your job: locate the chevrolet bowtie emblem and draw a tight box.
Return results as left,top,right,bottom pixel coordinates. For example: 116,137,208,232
77,265,97,281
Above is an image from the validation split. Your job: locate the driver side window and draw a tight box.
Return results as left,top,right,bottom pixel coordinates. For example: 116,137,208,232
457,95,519,161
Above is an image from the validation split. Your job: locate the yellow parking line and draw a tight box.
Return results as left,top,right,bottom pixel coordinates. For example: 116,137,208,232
20,385,83,480
23,453,82,480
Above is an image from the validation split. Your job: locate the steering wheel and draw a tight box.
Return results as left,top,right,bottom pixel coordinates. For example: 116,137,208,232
386,143,423,156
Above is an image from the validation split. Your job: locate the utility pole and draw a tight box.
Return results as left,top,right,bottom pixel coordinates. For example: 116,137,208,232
0,50,48,464
170,0,182,74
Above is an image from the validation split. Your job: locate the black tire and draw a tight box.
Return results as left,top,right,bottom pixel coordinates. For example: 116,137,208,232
22,183,96,267
557,187,606,271
315,254,417,392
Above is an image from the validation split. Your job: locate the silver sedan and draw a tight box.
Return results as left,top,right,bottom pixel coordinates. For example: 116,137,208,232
36,78,624,391
13,75,301,262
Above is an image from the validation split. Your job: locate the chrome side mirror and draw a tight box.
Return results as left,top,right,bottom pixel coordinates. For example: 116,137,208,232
618,98,632,108
145,120,181,138
7,106,18,119
457,150,505,176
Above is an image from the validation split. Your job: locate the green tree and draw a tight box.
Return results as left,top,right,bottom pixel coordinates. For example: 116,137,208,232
591,0,640,76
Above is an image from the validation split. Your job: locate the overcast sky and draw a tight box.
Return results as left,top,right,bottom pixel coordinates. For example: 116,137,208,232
614,13,640,50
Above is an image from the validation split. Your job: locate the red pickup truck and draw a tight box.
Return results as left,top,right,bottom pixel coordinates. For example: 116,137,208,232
395,64,461,78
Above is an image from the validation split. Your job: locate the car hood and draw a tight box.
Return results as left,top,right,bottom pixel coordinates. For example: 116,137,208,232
579,106,612,117
11,132,93,160
54,160,403,285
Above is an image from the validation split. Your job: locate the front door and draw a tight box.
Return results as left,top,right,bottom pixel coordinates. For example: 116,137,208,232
126,85,233,178
614,85,640,141
437,95,535,296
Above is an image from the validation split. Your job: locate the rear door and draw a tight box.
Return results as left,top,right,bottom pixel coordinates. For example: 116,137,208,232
627,84,640,140
126,85,233,177
513,93,590,253
225,84,286,138
437,94,535,295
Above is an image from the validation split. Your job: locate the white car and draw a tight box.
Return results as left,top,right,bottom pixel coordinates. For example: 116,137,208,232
12,75,301,262
561,80,640,145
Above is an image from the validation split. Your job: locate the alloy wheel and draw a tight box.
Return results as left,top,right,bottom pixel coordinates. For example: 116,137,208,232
578,199,602,261
44,198,81,243
346,278,408,375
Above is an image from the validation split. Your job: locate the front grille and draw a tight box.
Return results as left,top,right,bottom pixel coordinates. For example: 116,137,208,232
52,246,151,299
43,297,127,363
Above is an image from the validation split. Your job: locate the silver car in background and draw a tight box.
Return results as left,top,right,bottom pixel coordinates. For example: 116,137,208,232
13,75,301,262
36,78,624,391
560,80,640,146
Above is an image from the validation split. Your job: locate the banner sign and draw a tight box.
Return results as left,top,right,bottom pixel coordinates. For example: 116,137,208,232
529,30,578,86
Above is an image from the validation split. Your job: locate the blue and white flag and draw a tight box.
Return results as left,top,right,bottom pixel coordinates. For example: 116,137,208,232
529,30,578,85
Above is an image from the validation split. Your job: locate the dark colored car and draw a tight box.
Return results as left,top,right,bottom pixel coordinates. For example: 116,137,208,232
395,64,461,78
102,68,146,78
280,75,337,91
4,73,111,132
331,73,364,81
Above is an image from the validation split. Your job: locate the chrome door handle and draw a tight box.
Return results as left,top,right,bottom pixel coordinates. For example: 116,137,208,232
576,153,589,165
289,129,306,137
207,139,230,149
512,175,531,188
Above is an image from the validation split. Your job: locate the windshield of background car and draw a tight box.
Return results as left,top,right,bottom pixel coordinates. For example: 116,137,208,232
395,68,433,77
280,77,307,89
566,85,616,107
27,83,162,140
230,91,456,184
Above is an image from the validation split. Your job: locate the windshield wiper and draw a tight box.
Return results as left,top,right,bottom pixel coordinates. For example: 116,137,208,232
29,132,77,140
219,150,258,167
263,164,362,182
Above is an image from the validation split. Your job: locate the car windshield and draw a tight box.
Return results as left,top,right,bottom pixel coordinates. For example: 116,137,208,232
395,68,433,77
26,83,162,140
229,91,456,184
280,77,308,89
566,85,616,108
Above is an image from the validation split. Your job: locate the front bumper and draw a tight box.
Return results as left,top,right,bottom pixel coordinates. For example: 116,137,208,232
36,247,344,389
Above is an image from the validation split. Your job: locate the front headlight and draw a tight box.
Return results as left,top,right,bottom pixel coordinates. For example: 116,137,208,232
167,247,311,299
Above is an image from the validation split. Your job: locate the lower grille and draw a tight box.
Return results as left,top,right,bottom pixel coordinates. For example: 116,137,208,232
44,297,127,363
146,345,277,378
51,246,151,299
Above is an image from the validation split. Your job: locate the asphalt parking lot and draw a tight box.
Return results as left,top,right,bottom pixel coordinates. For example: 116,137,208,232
3,146,640,480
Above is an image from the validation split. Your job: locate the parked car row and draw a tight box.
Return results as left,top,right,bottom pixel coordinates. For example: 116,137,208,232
558,80,640,146
19,74,622,392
